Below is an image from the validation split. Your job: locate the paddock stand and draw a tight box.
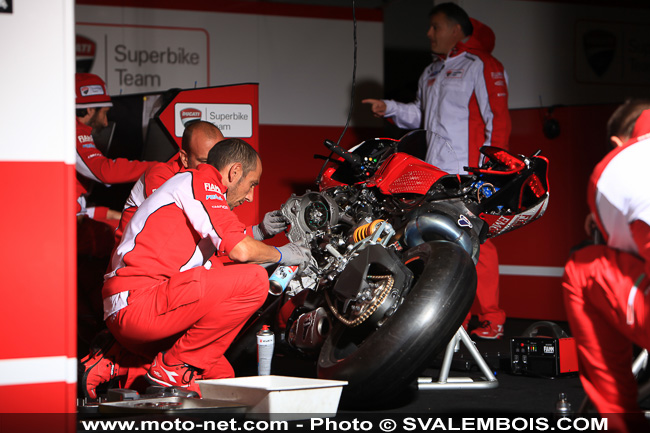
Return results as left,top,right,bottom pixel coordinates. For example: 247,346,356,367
417,326,499,390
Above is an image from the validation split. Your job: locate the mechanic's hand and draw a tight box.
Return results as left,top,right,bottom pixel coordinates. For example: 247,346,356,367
276,242,312,270
362,99,387,118
253,210,288,240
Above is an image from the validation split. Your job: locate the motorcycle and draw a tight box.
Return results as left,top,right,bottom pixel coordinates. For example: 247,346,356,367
226,130,549,406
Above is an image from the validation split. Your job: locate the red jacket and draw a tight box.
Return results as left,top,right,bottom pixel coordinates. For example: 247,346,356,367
103,164,248,298
76,118,155,218
588,109,650,276
114,153,184,243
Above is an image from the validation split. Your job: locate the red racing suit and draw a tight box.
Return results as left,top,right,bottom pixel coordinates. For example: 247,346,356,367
383,19,510,328
113,153,256,254
114,152,184,245
103,163,267,378
76,118,155,218
563,111,650,432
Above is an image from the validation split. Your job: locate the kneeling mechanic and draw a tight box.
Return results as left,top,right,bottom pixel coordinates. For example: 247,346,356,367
101,138,310,394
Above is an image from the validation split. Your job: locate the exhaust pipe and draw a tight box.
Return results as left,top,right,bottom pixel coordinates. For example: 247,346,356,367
403,213,476,260
288,307,332,350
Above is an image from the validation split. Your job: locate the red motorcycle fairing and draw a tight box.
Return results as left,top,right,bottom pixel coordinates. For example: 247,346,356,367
366,153,448,195
319,153,448,195
480,193,549,237
476,154,551,238
319,165,347,190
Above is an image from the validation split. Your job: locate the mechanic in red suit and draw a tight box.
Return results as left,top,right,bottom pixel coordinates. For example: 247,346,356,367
81,120,227,396
114,120,286,246
563,99,650,433
75,73,155,221
75,73,156,257
80,121,287,398
363,3,510,339
95,138,308,395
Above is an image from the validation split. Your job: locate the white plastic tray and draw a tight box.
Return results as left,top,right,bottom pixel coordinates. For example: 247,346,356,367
198,375,348,420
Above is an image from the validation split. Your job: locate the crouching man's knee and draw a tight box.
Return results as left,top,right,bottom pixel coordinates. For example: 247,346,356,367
244,264,271,305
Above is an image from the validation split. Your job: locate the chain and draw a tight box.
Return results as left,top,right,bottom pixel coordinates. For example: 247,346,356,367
326,274,395,327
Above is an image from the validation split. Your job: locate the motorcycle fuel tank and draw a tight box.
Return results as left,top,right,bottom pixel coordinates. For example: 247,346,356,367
367,153,448,195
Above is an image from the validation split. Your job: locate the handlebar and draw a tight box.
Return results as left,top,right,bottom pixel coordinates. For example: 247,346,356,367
324,139,361,167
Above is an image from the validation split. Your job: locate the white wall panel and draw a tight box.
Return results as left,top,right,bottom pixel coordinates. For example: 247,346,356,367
0,0,75,163
75,5,383,127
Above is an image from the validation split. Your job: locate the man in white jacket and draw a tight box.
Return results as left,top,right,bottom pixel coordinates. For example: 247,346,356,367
364,3,511,339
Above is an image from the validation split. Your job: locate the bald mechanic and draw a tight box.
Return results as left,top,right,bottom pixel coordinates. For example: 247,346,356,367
82,121,226,397
75,73,156,221
114,120,225,244
102,138,310,393
363,3,510,339
116,120,286,245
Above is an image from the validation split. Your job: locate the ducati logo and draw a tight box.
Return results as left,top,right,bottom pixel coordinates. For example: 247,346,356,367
80,85,105,97
583,29,616,77
180,107,202,126
446,69,464,79
76,35,96,73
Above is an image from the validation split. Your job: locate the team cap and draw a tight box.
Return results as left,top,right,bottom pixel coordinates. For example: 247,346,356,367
75,73,113,109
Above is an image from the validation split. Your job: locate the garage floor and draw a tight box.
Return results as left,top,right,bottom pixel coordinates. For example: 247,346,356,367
344,318,587,415
76,318,650,433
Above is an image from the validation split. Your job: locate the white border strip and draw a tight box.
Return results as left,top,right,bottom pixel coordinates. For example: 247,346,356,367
499,265,565,278
0,356,77,386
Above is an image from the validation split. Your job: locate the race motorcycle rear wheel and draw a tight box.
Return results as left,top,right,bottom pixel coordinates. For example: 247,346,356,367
317,240,477,406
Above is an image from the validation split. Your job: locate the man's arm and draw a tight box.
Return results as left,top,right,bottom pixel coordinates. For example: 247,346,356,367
229,235,280,263
362,67,428,130
383,98,424,130
475,55,511,150
76,138,156,185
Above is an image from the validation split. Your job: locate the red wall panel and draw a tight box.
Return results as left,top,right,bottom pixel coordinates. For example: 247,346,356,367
0,161,77,416
257,124,383,221
493,104,617,319
0,162,76,360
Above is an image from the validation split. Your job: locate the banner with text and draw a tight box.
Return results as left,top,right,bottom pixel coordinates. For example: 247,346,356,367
76,23,209,94
175,103,253,138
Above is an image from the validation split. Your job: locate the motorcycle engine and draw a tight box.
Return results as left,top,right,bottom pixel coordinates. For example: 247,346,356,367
280,191,340,244
279,189,411,331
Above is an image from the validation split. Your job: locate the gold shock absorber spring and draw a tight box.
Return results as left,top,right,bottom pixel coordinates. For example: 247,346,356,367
353,219,385,243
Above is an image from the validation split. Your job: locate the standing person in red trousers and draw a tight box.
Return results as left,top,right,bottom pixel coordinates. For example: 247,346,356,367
563,99,650,433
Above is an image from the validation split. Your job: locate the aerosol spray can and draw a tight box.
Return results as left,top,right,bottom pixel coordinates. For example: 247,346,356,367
256,325,274,376
554,392,573,419
268,265,299,296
